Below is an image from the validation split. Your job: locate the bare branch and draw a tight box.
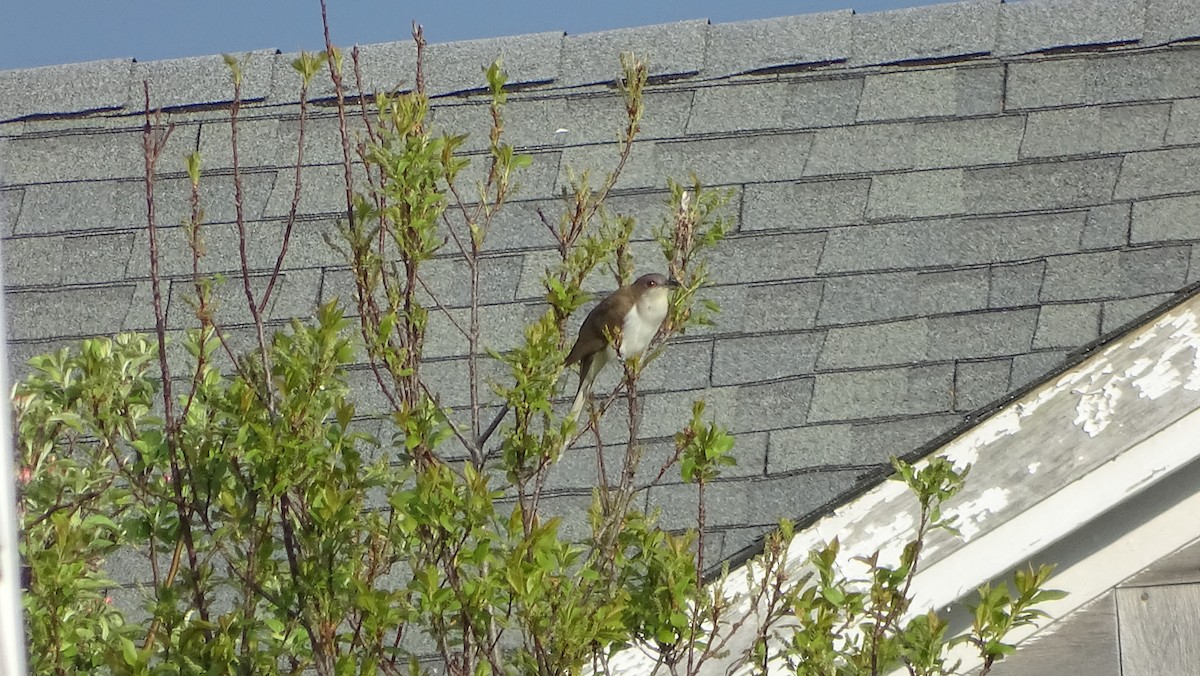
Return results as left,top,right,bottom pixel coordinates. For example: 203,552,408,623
259,66,313,314
230,72,276,419
139,80,213,647
139,81,176,435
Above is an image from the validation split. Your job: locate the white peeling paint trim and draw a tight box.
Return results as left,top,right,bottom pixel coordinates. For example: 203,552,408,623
904,404,1200,621
949,487,1010,542
1071,309,1200,436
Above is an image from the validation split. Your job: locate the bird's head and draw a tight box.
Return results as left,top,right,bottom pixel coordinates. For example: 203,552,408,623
632,273,681,293
630,273,681,310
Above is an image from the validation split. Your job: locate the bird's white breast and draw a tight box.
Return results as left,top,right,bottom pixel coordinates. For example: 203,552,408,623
616,288,670,359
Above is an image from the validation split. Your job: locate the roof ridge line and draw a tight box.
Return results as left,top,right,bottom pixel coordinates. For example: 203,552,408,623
4,0,1196,123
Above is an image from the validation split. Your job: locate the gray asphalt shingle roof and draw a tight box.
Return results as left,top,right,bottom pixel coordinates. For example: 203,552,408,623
3,0,1200,569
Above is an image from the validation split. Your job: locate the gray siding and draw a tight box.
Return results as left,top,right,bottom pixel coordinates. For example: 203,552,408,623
990,593,1122,676
994,537,1200,676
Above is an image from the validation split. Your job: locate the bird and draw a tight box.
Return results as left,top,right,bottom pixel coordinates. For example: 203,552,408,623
472,272,681,450
565,272,681,420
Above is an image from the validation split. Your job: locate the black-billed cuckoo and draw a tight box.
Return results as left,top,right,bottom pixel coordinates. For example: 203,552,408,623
565,272,681,419
473,272,681,449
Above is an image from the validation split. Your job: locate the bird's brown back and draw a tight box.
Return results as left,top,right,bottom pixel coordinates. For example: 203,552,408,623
564,293,623,366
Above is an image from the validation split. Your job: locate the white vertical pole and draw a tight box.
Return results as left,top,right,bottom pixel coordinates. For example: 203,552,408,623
0,171,28,673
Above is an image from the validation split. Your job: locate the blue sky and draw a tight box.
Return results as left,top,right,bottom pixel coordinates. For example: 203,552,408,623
1,0,946,71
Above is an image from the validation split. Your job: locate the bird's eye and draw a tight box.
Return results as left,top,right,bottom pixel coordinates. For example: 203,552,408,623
647,280,657,287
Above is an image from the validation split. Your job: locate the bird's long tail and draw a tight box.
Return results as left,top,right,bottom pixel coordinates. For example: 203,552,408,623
569,351,607,425
476,360,587,451
569,378,589,423
478,353,601,455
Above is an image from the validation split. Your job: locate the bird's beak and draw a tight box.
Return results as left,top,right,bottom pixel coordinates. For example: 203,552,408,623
667,278,682,289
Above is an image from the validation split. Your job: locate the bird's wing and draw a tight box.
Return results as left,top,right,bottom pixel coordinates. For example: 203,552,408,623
564,294,620,366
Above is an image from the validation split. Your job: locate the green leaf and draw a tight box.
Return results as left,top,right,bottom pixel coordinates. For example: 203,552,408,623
222,53,243,86
81,514,117,531
185,151,202,186
821,586,845,605
120,637,138,666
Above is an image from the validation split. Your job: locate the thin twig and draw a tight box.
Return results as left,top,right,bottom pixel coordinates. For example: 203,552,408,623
140,538,186,651
413,270,470,340
475,402,509,451
687,478,707,675
418,380,476,462
322,0,402,434
139,82,176,467
26,490,104,528
228,59,277,417
180,151,210,425
259,70,312,313
468,254,482,455
412,22,426,96
139,81,213,648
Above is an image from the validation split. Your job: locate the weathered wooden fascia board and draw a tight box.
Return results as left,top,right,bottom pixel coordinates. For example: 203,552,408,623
603,290,1200,674
1119,534,1200,587
935,420,1200,674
